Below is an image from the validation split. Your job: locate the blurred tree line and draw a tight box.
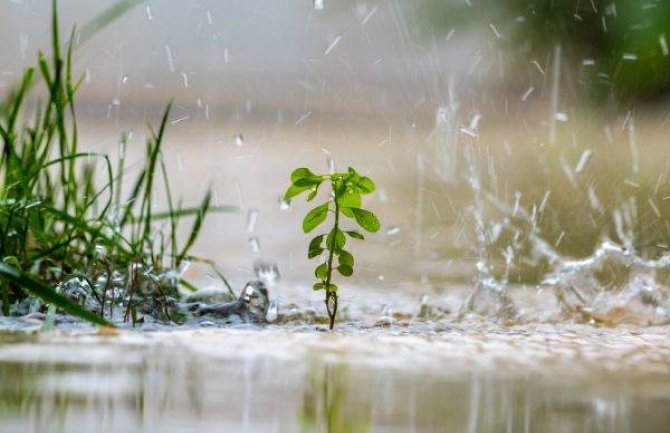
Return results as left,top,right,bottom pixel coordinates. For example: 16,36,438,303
420,0,670,104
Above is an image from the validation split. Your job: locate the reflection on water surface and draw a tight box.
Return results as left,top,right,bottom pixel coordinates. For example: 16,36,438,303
1,328,669,433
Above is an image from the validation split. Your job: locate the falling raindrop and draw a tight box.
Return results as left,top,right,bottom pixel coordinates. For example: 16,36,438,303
314,0,325,11
378,187,388,203
660,34,669,56
521,86,534,101
246,208,259,233
165,44,175,72
386,226,400,236
145,5,153,20
248,237,261,253
324,35,342,56
177,152,184,171
321,148,335,174
19,33,28,60
575,149,592,174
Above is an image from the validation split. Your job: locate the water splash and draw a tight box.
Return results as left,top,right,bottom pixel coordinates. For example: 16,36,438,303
253,260,280,288
488,194,670,325
235,133,244,146
458,141,516,320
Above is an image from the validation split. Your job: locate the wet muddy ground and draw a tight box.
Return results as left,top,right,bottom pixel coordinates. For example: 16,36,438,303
2,280,670,433
1,320,670,433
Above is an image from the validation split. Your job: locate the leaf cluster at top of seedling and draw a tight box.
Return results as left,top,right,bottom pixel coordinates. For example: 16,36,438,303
285,166,380,330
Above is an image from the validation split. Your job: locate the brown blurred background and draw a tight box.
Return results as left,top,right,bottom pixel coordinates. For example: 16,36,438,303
2,0,670,292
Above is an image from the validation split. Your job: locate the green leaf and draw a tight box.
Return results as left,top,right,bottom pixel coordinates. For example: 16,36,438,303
308,233,325,257
308,234,325,254
338,249,354,267
337,265,353,277
345,230,365,240
308,247,324,259
356,176,376,194
0,264,112,327
307,184,319,201
350,207,380,233
284,183,312,200
315,263,328,280
302,203,329,233
293,177,321,187
338,189,361,217
326,284,338,293
290,167,316,182
313,282,326,291
347,167,361,181
326,228,346,251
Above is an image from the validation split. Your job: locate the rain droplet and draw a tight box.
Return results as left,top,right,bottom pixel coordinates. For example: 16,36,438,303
145,5,153,20
521,86,534,101
660,34,669,56
575,149,592,174
386,226,400,236
278,197,291,211
248,237,261,253
378,187,388,203
324,35,342,56
246,208,259,233
19,33,28,60
177,260,191,277
314,0,325,11
164,44,175,72
321,148,335,173
235,133,244,146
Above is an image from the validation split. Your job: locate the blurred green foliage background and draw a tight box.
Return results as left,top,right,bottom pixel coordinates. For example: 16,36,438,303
421,0,670,103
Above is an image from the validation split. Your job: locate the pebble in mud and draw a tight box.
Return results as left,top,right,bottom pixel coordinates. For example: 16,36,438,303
189,281,270,324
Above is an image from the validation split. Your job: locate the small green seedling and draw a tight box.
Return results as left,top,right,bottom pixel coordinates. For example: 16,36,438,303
285,166,380,330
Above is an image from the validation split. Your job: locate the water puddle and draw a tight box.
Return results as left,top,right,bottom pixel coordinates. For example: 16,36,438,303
1,325,670,433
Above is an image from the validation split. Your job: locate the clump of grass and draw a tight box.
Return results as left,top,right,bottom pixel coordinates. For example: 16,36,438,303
0,0,233,326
